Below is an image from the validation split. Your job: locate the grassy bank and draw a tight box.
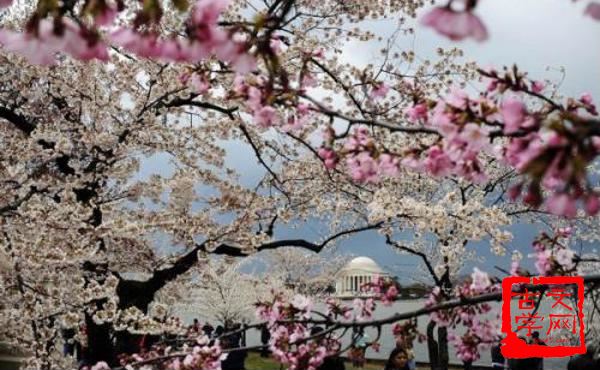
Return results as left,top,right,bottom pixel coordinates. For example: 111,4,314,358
246,352,411,370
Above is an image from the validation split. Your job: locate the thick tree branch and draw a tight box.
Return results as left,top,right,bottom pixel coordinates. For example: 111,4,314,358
162,96,238,120
0,106,36,134
302,94,440,135
117,222,385,309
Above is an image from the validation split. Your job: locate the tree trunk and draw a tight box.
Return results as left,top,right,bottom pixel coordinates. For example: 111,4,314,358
427,321,439,370
438,326,449,370
84,315,115,367
83,278,158,366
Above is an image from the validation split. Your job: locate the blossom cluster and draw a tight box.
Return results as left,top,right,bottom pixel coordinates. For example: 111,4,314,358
421,0,600,42
318,68,600,217
392,319,425,348
231,75,312,130
0,0,255,71
529,227,577,276
360,275,400,306
424,268,500,362
108,335,225,370
255,294,333,370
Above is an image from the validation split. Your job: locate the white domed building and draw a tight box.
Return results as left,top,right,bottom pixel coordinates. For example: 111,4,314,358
335,256,389,298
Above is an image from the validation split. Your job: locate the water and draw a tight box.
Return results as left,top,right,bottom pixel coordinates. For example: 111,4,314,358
176,299,571,369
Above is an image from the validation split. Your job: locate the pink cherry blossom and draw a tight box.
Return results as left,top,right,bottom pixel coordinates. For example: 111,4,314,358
378,154,400,177
429,102,458,138
95,5,118,26
557,227,572,237
0,26,59,65
370,82,390,99
404,103,428,123
109,29,162,58
245,86,263,111
504,134,545,171
190,73,210,94
0,0,12,8
193,0,231,25
459,123,491,152
347,152,380,182
160,39,198,62
580,92,598,115
585,195,600,216
584,2,600,20
531,80,545,94
545,193,577,218
581,92,594,106
423,146,453,177
486,79,499,92
0,19,108,64
400,154,424,172
501,97,528,134
421,7,488,42
171,358,182,370
230,52,257,74
253,106,279,128
270,37,284,53
353,297,375,320
301,73,318,89
445,88,469,110
290,294,312,313
318,148,338,169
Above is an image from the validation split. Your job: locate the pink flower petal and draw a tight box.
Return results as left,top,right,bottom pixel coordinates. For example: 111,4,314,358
585,2,600,20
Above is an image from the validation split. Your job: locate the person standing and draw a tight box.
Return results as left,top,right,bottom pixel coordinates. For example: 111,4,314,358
491,342,505,370
260,325,271,358
192,319,200,333
351,327,368,368
202,322,214,337
567,339,599,370
221,335,247,370
530,331,546,370
384,348,411,370
394,336,416,370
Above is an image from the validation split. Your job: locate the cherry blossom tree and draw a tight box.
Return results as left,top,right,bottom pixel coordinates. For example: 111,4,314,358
177,257,289,326
1,0,600,370
247,247,351,296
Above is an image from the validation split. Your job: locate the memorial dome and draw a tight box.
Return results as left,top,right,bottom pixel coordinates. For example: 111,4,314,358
335,256,389,298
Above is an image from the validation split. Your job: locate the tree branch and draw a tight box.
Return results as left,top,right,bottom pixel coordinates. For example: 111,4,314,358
0,106,36,134
386,235,442,287
239,123,282,184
